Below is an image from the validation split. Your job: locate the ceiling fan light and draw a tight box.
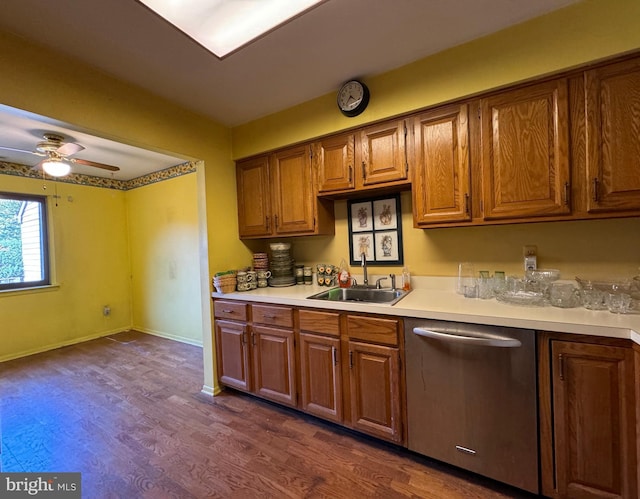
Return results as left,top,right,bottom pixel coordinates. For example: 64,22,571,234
42,158,71,177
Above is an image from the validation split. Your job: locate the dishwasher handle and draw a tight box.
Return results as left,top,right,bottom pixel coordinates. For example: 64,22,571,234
412,327,522,348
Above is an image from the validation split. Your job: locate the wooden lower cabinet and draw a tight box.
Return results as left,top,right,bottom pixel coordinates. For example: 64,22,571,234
348,340,402,443
215,319,251,391
251,325,297,407
539,333,638,499
299,332,342,422
215,302,405,444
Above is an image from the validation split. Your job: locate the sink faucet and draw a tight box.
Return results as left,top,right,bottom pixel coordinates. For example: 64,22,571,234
360,252,369,286
375,277,388,289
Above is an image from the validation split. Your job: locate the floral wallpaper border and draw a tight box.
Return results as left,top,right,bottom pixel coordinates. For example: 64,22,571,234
0,160,197,191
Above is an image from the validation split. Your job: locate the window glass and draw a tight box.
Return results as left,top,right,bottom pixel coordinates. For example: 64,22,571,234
0,192,50,290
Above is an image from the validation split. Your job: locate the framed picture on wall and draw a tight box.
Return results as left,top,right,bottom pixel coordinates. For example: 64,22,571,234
348,194,403,266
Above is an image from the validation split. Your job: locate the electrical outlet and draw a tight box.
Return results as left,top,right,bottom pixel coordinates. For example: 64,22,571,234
523,245,537,257
523,245,537,271
103,305,111,317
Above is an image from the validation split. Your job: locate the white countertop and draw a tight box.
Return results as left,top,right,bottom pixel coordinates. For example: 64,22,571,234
212,277,640,345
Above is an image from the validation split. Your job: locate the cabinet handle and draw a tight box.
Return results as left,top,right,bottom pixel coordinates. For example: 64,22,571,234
222,309,233,314
251,332,256,346
564,182,570,206
265,216,270,230
332,346,337,366
362,161,366,180
349,350,353,369
559,353,565,381
592,178,599,203
348,165,353,183
464,193,470,215
262,314,276,319
242,331,247,345
275,214,279,228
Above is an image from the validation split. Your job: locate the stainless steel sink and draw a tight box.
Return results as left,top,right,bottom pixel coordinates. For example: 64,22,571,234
306,286,410,305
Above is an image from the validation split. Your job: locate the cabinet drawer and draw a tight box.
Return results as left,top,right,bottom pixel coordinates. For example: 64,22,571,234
347,315,399,346
214,300,247,321
252,304,293,328
299,309,340,337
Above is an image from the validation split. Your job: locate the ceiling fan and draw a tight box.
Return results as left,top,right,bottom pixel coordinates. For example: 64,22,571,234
0,132,120,177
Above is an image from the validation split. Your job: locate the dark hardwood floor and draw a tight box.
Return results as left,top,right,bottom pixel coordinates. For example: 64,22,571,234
0,331,535,498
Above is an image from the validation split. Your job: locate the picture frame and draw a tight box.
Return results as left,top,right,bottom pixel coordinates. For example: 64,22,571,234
348,194,403,266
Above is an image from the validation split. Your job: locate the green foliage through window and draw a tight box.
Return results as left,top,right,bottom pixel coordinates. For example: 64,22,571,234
0,192,49,289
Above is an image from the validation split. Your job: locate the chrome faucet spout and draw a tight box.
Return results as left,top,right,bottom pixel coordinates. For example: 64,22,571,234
360,252,369,286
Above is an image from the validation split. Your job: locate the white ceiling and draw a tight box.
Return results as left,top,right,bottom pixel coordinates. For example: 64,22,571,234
0,0,580,179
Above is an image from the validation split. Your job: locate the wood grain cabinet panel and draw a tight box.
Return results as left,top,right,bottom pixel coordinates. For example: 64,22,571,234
545,340,638,499
236,156,272,238
270,145,317,235
314,132,356,193
585,57,640,213
237,145,334,239
251,325,297,407
360,120,409,186
299,332,343,423
480,79,571,220
348,340,402,443
412,103,471,225
215,319,251,392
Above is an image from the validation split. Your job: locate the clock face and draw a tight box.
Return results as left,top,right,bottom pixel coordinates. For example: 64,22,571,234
337,80,369,117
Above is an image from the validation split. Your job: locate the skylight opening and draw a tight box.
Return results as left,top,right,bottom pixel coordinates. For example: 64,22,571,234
139,0,324,58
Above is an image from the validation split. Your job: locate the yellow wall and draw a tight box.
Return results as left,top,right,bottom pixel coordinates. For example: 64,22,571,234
232,0,640,278
232,0,640,157
0,30,246,391
127,173,203,345
0,175,131,360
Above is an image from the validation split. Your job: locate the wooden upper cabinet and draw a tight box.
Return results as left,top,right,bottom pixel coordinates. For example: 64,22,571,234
360,119,409,187
270,145,316,235
549,340,637,499
236,155,272,238
237,145,334,239
315,132,356,193
480,79,571,220
585,58,640,213
412,103,471,226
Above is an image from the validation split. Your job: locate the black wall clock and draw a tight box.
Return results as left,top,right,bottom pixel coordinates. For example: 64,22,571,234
337,80,370,117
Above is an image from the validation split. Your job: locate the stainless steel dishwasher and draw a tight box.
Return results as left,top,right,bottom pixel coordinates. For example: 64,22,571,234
404,319,539,494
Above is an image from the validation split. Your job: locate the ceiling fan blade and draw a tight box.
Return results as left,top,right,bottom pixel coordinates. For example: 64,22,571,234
0,145,38,155
70,158,120,172
56,142,85,156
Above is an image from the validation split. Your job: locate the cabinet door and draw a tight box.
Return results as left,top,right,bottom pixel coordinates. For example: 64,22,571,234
315,133,356,192
585,58,640,213
348,341,402,443
481,79,571,219
360,120,409,186
270,144,316,235
215,319,251,392
413,103,471,225
236,156,273,238
551,340,637,499
251,325,297,407
299,333,343,423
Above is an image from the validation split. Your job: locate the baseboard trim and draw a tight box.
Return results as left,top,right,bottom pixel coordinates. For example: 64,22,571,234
201,385,221,397
0,327,130,363
133,327,203,347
